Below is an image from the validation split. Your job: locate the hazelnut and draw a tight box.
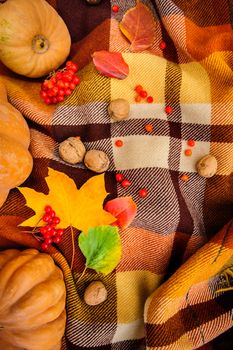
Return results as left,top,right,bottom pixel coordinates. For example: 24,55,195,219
59,137,86,164
84,281,107,306
196,154,218,178
108,98,130,121
84,149,110,173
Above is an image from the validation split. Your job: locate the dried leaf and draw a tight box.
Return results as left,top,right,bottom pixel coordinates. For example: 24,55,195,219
119,2,155,52
79,225,122,275
18,168,115,232
104,196,137,229
92,50,129,79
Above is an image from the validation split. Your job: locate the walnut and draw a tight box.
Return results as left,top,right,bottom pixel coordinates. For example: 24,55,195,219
59,137,86,164
196,154,218,178
84,281,107,306
108,98,130,121
84,149,110,173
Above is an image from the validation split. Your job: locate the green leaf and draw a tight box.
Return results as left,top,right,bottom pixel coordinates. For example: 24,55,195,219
78,225,122,275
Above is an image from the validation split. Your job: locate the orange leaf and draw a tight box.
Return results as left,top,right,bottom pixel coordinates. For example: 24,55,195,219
119,2,155,52
92,50,129,79
18,168,116,232
104,197,137,229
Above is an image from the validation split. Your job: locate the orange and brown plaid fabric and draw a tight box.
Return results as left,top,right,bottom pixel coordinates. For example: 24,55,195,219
0,0,233,349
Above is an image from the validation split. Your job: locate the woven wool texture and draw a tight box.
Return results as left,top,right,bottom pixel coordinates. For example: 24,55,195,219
0,0,233,349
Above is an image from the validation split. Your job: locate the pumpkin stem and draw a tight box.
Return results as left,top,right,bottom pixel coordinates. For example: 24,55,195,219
32,34,49,54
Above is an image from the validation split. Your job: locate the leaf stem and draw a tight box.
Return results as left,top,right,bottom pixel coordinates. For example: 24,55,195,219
77,265,87,283
70,225,75,271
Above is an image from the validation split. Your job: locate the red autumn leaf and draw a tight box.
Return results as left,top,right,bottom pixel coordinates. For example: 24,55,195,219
119,2,155,52
92,51,129,79
104,197,137,229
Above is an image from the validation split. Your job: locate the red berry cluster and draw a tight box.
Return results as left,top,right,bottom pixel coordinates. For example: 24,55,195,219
40,61,80,105
134,85,154,103
37,205,64,250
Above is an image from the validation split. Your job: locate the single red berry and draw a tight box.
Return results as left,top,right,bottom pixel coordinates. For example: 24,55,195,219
57,80,65,89
146,96,153,103
145,124,153,132
135,95,142,103
112,4,119,12
44,237,52,245
134,85,143,93
116,173,124,182
53,236,62,244
57,95,65,102
180,174,189,182
50,227,57,237
63,81,70,89
121,179,131,188
115,139,123,147
52,217,60,225
44,97,52,105
44,224,52,232
64,88,72,96
139,90,148,98
58,89,65,96
50,210,56,218
139,188,148,198
184,149,192,157
50,76,57,84
56,229,64,237
52,97,58,104
40,226,48,235
51,86,59,96
42,214,51,223
55,72,63,80
44,205,52,213
47,80,55,89
72,76,81,85
69,82,76,90
40,90,48,99
159,41,167,50
41,242,49,250
187,139,195,147
165,105,173,114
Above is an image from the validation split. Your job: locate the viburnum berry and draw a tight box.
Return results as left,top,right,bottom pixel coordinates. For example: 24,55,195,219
42,214,51,223
116,173,124,182
146,96,153,103
165,105,173,114
135,95,142,103
41,242,49,250
121,179,131,188
56,229,64,237
44,205,52,213
139,90,148,98
52,217,60,225
53,236,62,244
135,85,143,93
187,139,195,147
139,188,148,198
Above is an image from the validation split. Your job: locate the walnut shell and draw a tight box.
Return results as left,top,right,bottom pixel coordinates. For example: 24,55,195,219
84,149,110,173
108,98,130,121
59,137,86,164
196,154,218,178
84,281,107,306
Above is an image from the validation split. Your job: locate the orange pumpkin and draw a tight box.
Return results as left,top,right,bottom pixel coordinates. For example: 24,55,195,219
0,81,33,208
0,0,71,78
0,249,66,350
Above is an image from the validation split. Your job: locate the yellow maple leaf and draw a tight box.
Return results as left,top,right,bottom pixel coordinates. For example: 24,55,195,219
18,168,116,232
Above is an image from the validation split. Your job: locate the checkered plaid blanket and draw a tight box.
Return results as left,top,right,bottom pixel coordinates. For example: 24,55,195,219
0,0,232,349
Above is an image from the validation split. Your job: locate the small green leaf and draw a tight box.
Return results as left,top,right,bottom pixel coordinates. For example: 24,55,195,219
78,225,122,275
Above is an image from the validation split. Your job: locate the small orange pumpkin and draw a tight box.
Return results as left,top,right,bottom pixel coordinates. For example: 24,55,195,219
0,81,33,208
0,249,66,350
0,0,71,78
